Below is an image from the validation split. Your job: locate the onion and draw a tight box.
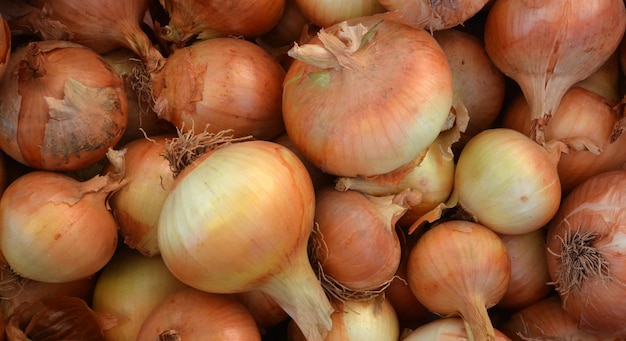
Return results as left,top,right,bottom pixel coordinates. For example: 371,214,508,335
295,0,386,28
0,12,9,81
157,139,333,341
151,36,286,140
235,290,289,334
484,0,626,143
501,296,610,341
575,51,622,104
158,0,285,44
502,86,626,195
287,297,400,341
402,317,511,341
407,220,511,341
0,149,126,283
432,28,506,152
283,16,453,178
376,0,490,31
545,170,626,337
258,0,311,50
13,0,165,72
310,187,413,297
91,246,187,341
412,128,562,235
104,134,176,257
496,228,552,311
0,40,128,172
136,287,262,340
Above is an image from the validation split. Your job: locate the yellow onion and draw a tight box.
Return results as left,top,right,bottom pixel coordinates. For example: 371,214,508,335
157,140,333,341
545,170,626,337
484,0,626,143
235,290,289,334
151,37,286,140
295,0,386,28
376,0,491,31
136,287,262,340
575,51,621,104
407,220,511,341
502,86,626,194
0,149,126,283
158,0,285,44
402,317,511,340
91,246,187,341
0,12,10,81
283,17,453,178
17,0,165,72
0,40,128,171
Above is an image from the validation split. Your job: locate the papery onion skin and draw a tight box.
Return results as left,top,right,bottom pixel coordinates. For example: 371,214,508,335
158,140,333,341
407,220,511,341
159,0,285,43
502,86,626,195
545,170,626,337
152,37,286,140
283,16,453,177
295,0,386,28
484,0,626,142
453,128,561,235
402,317,511,341
0,40,128,171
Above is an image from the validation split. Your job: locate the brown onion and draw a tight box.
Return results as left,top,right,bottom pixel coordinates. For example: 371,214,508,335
136,287,262,340
545,170,626,337
235,290,289,334
295,0,386,28
159,0,285,44
0,12,9,81
0,40,128,171
376,0,491,31
484,0,626,143
151,37,286,140
402,317,511,341
502,86,626,194
575,51,622,104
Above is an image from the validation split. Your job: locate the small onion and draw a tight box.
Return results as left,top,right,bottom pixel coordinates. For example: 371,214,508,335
283,17,453,178
484,0,626,143
0,149,126,283
545,170,626,337
376,0,491,31
151,37,286,140
136,287,262,341
0,40,128,171
295,0,386,28
235,290,289,333
407,220,511,341
157,140,333,341
575,51,621,104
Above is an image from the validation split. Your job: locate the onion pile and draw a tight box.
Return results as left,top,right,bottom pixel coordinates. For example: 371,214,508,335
0,1,624,340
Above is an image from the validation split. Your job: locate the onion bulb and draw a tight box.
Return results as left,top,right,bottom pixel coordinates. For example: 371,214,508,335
407,220,511,341
545,170,626,337
158,0,285,44
501,296,610,341
484,0,626,143
284,16,453,178
0,12,9,81
575,51,622,104
0,149,126,283
91,246,187,341
151,37,286,140
0,40,128,171
502,86,626,195
295,0,386,28
136,287,262,340
402,317,511,341
376,0,490,31
412,128,562,235
16,0,165,72
235,290,289,333
157,139,333,341
287,297,400,341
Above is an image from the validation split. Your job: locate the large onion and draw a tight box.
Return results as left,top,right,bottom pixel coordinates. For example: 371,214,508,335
283,16,453,178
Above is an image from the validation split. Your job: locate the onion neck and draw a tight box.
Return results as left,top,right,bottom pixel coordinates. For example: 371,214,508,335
259,248,333,341
460,299,495,341
24,42,48,78
159,330,182,341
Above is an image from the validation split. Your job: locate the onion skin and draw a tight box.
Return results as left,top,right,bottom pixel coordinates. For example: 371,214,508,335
376,0,491,31
407,220,511,341
136,287,262,341
451,128,561,235
502,86,626,195
0,40,128,171
484,0,626,143
283,16,453,177
295,0,386,28
159,0,285,43
151,37,286,140
545,170,626,337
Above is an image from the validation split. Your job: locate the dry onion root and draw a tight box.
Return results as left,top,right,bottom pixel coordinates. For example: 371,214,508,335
545,170,626,337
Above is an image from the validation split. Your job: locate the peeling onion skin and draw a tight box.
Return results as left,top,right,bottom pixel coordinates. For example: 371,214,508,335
283,16,453,178
545,170,626,338
0,40,128,171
